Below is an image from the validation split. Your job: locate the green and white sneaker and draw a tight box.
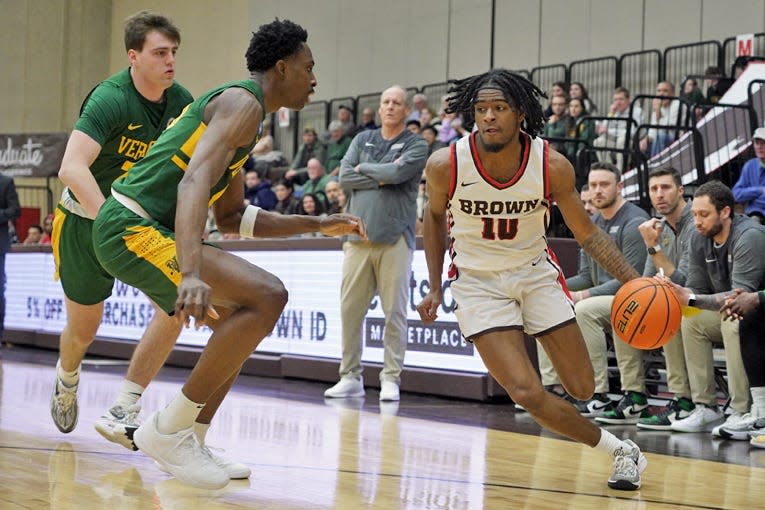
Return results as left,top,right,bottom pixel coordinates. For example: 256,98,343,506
595,391,649,425
637,397,695,431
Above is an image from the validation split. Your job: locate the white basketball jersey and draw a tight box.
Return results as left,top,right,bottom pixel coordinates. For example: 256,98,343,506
447,131,550,275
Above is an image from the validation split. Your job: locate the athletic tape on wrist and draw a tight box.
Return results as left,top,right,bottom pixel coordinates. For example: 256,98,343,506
239,204,260,238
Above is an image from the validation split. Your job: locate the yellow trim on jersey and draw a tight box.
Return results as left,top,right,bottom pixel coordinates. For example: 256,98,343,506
170,122,206,172
171,155,187,171
180,124,206,158
51,207,66,281
122,225,181,285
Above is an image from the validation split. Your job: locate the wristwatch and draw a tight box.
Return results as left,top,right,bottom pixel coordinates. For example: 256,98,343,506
688,293,697,307
647,244,662,255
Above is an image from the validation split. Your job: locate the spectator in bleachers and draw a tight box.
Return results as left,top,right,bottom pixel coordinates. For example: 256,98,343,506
569,81,598,115
24,225,44,245
323,104,357,142
406,119,421,135
273,178,300,215
243,168,277,211
421,125,445,156
325,180,344,215
639,81,680,157
437,96,461,144
590,167,695,429
40,213,54,244
566,98,595,176
543,81,568,118
419,107,436,130
284,127,327,186
407,93,428,122
300,158,333,208
733,127,765,224
667,181,762,436
358,107,377,132
543,94,569,153
325,120,352,177
593,87,642,169
704,66,733,105
580,184,596,217
680,77,705,105
537,162,649,415
299,193,325,216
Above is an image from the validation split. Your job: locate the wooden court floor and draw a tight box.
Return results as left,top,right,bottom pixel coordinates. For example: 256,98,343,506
0,346,763,510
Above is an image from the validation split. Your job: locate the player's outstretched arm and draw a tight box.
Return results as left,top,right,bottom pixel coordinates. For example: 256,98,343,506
416,147,451,323
549,149,640,284
252,209,366,239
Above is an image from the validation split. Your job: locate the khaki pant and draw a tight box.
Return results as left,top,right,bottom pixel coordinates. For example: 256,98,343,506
538,296,611,394
339,236,413,385
681,310,750,412
610,301,691,397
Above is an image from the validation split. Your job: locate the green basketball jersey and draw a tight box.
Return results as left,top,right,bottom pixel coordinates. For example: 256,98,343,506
112,80,264,229
74,68,192,201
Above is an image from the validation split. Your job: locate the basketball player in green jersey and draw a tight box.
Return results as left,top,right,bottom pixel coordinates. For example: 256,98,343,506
51,12,192,447
92,19,365,489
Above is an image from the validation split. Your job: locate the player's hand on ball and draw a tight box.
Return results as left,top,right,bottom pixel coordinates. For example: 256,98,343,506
417,289,442,324
175,273,214,329
319,214,367,239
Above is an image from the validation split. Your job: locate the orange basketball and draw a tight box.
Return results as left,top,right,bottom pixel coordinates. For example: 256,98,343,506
610,277,682,350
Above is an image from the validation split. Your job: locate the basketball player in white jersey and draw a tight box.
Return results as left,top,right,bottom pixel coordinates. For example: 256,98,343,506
416,69,647,490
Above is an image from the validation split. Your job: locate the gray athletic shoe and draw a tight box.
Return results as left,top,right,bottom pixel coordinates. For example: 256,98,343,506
94,404,141,451
608,439,647,490
50,376,79,433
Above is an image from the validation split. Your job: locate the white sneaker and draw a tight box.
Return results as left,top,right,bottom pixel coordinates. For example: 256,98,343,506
379,381,400,401
94,404,141,451
50,376,79,433
205,446,251,479
154,444,251,479
711,411,745,438
607,439,647,490
670,404,724,432
716,413,765,441
134,411,228,490
324,376,365,398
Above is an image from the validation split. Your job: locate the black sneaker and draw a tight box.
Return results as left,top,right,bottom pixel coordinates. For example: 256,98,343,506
573,393,615,417
595,391,649,425
636,397,695,431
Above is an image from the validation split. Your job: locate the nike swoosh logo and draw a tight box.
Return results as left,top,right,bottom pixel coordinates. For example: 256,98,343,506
589,401,610,411
460,181,479,187
365,143,375,147
127,123,143,130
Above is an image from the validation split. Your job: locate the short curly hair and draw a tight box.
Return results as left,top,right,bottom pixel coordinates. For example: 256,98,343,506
246,19,308,73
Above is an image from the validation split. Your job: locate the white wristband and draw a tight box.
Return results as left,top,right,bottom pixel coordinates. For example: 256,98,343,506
239,204,260,238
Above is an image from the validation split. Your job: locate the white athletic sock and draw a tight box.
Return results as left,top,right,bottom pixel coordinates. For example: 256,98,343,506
157,391,205,434
112,380,145,408
194,422,211,445
595,429,625,457
750,387,765,418
56,359,80,387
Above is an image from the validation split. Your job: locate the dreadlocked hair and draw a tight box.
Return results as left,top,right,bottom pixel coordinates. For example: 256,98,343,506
445,69,547,138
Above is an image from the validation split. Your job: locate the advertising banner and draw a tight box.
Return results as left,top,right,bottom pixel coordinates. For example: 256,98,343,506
0,132,68,178
6,249,488,373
